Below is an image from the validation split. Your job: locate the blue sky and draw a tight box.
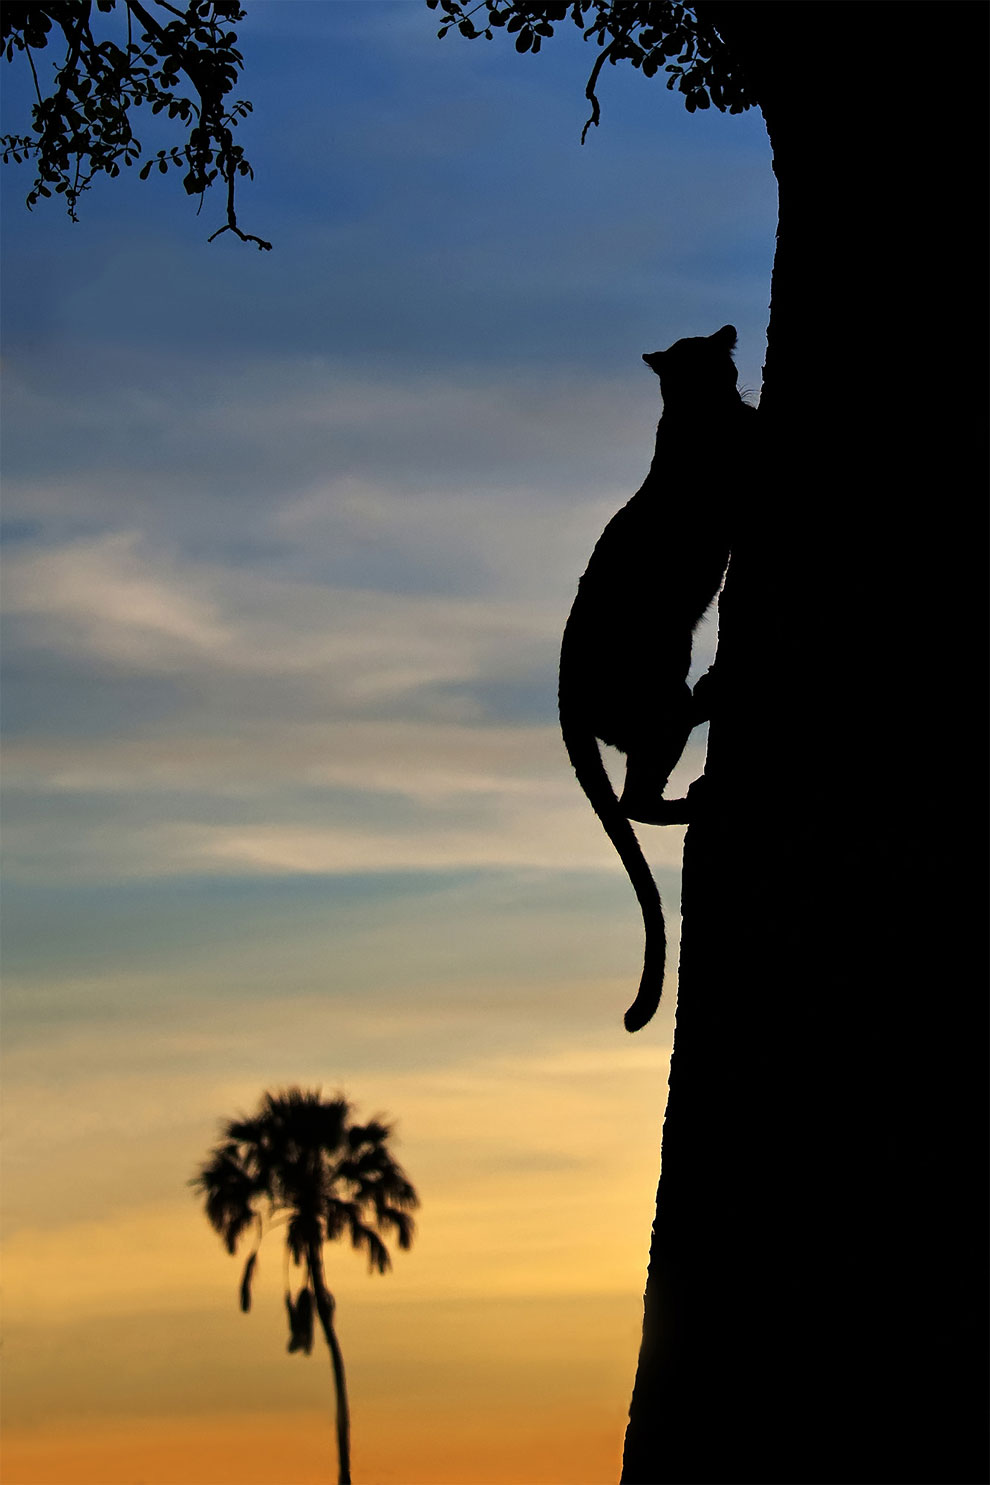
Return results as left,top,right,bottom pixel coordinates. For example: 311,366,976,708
1,5,777,1480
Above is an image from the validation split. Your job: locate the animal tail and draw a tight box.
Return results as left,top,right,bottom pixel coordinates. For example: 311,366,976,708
560,713,666,1032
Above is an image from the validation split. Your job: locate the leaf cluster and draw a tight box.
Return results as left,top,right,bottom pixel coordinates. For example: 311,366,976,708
192,1087,420,1337
1,0,269,247
425,0,754,138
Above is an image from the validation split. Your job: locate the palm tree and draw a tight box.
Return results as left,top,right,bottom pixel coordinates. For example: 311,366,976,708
192,1086,418,1485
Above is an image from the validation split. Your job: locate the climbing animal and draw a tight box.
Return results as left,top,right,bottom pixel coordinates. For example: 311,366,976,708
558,324,753,1031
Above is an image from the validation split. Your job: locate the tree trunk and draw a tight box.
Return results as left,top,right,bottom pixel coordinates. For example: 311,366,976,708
622,5,988,1482
308,1241,352,1485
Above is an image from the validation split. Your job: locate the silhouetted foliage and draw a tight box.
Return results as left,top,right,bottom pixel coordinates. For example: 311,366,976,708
0,0,269,247
427,1,754,139
1,1,752,243
193,1087,418,1485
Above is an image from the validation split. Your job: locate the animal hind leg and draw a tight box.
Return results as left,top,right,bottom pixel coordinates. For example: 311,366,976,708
619,751,672,823
619,735,693,825
618,683,694,824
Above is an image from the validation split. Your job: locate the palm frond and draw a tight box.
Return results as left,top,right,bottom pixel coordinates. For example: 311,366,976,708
286,1285,315,1354
378,1170,419,1211
348,1214,392,1274
337,1145,418,1214
377,1205,416,1251
239,1250,258,1312
224,1114,267,1144
348,1117,392,1148
192,1146,261,1253
323,1198,357,1243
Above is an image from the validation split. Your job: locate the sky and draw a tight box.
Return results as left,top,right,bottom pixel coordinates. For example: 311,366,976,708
1,4,776,1482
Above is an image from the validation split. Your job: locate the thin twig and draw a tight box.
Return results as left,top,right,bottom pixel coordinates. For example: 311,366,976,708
581,38,615,143
207,170,272,250
24,40,43,108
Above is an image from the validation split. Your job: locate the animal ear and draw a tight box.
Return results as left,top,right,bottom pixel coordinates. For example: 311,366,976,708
642,351,664,374
712,325,738,349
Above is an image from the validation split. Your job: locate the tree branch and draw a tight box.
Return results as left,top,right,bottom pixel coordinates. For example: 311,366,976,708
581,35,616,143
207,167,272,250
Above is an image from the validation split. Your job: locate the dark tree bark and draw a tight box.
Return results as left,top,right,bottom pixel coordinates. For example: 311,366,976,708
622,5,988,1482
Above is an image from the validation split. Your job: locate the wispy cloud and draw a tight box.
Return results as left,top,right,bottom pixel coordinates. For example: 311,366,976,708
1,748,696,885
3,526,561,683
4,532,232,669
2,721,562,798
2,350,664,557
2,513,707,887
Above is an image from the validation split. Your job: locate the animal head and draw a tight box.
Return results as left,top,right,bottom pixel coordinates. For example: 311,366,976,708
642,325,739,409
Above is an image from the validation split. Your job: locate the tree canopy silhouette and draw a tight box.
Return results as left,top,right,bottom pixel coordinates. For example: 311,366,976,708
193,1087,419,1485
427,5,988,1482
1,0,269,247
428,0,754,135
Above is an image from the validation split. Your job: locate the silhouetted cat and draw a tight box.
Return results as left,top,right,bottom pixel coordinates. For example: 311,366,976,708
558,325,753,1031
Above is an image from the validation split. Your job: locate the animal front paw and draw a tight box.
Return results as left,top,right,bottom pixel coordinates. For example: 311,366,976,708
622,774,710,826
621,790,691,826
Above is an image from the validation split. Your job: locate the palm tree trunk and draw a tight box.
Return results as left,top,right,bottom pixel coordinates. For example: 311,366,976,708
307,1240,352,1485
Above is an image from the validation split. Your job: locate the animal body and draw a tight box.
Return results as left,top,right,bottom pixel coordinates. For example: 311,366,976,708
558,325,752,1031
